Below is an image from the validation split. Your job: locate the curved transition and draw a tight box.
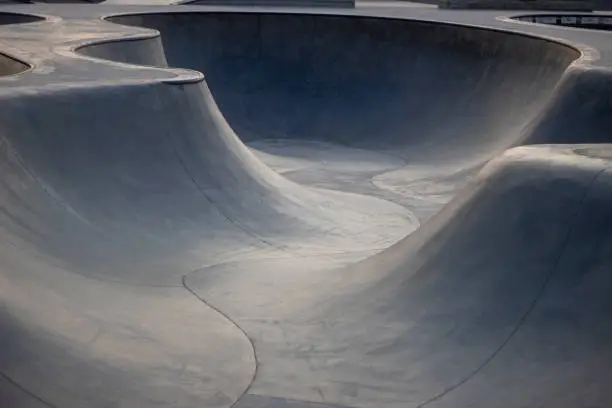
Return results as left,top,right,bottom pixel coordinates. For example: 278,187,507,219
4,9,612,408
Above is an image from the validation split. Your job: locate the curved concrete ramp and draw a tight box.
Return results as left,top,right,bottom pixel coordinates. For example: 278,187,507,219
1,7,612,408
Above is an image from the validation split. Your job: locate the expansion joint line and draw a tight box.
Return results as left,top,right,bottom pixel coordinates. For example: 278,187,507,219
0,372,58,408
181,270,259,408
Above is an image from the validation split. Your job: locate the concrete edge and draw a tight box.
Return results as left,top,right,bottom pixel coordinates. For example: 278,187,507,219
497,15,600,65
56,15,204,84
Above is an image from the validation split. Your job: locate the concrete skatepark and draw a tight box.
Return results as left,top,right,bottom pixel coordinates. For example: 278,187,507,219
1,1,612,407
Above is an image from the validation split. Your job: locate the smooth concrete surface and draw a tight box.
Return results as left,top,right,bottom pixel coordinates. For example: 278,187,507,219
1,4,612,408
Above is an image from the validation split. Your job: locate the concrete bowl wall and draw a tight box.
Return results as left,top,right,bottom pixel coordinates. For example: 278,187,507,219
102,12,580,163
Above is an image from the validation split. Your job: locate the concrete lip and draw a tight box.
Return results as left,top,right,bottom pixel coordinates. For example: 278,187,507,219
1,3,612,408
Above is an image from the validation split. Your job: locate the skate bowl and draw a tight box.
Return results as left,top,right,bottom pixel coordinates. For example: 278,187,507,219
90,13,580,163
3,7,612,408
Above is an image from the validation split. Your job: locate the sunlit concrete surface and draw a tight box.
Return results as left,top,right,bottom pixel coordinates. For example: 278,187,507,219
1,3,612,408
